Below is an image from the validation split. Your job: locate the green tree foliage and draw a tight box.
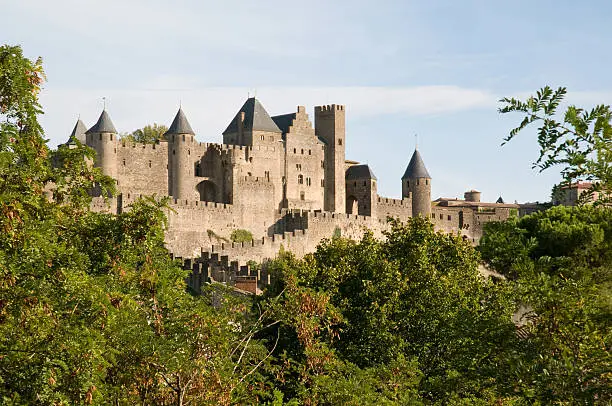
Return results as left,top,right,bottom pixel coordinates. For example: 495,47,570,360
480,205,611,403
499,86,612,204
231,228,254,243
122,123,168,144
0,45,273,406
258,218,518,403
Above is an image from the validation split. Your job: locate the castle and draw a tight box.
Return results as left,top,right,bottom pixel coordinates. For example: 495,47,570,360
64,97,519,292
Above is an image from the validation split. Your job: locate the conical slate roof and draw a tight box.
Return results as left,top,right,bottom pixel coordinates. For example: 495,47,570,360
223,97,282,135
496,196,505,204
165,108,195,135
86,110,117,134
402,149,431,179
66,118,87,144
346,164,377,181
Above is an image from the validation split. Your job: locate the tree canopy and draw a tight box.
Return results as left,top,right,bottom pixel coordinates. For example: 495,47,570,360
122,123,168,144
499,86,612,205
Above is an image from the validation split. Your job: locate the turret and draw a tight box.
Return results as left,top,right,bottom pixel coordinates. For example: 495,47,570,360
63,118,87,148
85,110,118,179
166,108,196,200
345,164,377,216
402,148,431,218
315,104,346,213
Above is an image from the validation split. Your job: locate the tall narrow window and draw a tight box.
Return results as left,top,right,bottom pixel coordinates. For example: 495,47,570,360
298,174,303,184
300,192,305,200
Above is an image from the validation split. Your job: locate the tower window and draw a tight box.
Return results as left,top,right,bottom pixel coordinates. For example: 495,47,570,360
298,174,303,184
301,149,304,154
321,161,324,168
417,179,420,185
321,179,324,187
122,159,126,166
431,213,435,219
306,177,311,186
148,160,152,168
338,139,343,145
363,181,366,186
439,214,443,220
426,179,429,185
308,149,311,155
447,215,451,221
300,192,305,200
294,148,296,154
260,135,265,140
296,164,302,170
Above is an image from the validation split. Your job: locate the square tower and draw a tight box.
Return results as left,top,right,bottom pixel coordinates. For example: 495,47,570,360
315,104,346,213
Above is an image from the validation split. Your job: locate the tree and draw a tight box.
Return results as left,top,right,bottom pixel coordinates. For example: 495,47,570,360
258,218,518,403
499,86,612,205
122,123,168,144
0,45,274,405
479,206,611,403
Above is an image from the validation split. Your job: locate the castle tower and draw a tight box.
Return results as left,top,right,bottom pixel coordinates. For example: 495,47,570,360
345,164,377,216
315,104,346,213
165,108,196,200
64,118,87,148
222,97,282,146
402,148,431,218
85,109,118,179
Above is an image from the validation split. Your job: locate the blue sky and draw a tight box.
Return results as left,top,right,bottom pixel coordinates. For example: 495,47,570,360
3,0,611,202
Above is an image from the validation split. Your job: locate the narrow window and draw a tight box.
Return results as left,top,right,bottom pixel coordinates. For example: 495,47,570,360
173,150,175,155
431,213,435,219
439,214,443,220
426,179,429,185
338,139,342,145
321,179,324,187
308,149,311,155
260,135,264,141
293,148,297,154
301,149,304,154
99,134,102,141
447,215,451,221
188,149,190,155
363,181,367,186
321,161,324,168
148,160,152,168
298,174,303,184
300,191,305,200
354,181,357,187
417,179,420,185
122,159,126,166
182,134,185,141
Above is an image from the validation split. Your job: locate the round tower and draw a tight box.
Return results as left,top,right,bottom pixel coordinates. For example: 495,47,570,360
85,109,118,179
464,190,481,202
401,148,431,218
166,108,196,200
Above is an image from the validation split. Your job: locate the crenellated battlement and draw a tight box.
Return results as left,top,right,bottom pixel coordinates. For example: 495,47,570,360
315,104,345,112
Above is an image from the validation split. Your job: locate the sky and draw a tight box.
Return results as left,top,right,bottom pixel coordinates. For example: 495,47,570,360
3,0,612,203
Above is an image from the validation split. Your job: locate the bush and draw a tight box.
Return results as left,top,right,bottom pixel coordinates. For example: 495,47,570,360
230,229,253,243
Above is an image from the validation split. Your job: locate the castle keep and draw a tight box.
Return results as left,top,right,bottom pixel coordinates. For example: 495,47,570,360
65,97,518,292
